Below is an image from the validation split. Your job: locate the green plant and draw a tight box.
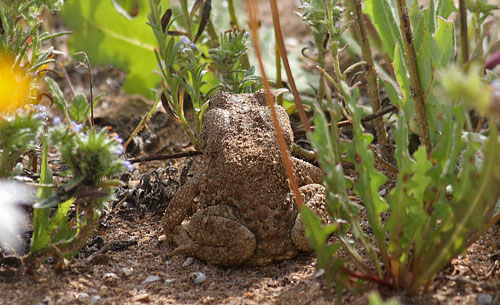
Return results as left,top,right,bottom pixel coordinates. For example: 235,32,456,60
299,0,500,296
148,0,258,147
26,122,129,263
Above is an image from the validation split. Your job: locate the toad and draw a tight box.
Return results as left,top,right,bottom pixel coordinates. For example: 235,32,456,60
162,89,327,266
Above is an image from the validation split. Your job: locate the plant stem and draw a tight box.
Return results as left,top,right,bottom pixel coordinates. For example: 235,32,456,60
246,0,304,207
395,0,432,155
350,0,390,155
275,31,283,106
269,0,311,133
459,0,469,64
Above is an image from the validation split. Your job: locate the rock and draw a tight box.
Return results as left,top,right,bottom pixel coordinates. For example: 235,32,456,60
89,295,101,305
142,275,160,284
121,267,133,277
191,272,206,284
182,257,194,267
478,293,493,305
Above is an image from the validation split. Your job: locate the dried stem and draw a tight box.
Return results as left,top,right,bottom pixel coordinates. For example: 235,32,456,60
246,0,304,207
75,52,94,127
350,0,390,155
127,150,202,163
459,0,469,64
395,0,432,155
269,0,311,133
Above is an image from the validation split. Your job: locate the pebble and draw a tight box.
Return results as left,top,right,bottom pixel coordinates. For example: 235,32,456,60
182,257,194,267
191,272,207,284
165,278,177,284
89,295,101,305
104,272,119,279
158,235,167,242
136,293,150,302
314,269,325,278
122,267,133,276
142,275,161,284
478,293,493,305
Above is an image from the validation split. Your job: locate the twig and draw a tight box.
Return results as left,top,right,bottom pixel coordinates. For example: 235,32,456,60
127,151,202,164
395,0,432,156
269,0,311,133
294,104,398,137
350,0,389,153
246,0,304,207
459,0,469,64
74,52,94,127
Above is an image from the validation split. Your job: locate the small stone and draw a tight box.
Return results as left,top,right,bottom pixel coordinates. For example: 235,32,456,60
478,293,493,305
377,189,387,196
142,275,160,284
104,272,119,279
158,234,167,242
136,293,150,303
89,295,101,305
182,257,194,267
191,272,207,284
165,278,176,284
314,269,325,278
122,267,133,276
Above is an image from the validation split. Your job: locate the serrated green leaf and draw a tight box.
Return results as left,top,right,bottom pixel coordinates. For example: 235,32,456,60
60,0,165,97
69,93,88,123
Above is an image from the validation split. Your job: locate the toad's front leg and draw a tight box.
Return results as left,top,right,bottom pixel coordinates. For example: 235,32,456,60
162,173,201,236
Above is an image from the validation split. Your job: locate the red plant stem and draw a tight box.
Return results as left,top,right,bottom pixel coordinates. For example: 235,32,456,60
245,0,304,207
269,0,311,133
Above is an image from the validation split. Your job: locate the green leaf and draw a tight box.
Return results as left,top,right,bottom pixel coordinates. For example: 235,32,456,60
436,0,457,19
60,0,165,97
69,93,88,123
416,27,434,95
45,76,67,112
364,0,403,60
31,133,53,253
433,17,455,68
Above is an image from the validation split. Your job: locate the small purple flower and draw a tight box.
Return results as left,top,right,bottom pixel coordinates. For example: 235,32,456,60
35,112,47,120
34,105,46,112
17,108,23,113
114,134,123,144
114,145,125,155
70,121,83,132
181,37,196,50
53,117,61,125
122,160,134,171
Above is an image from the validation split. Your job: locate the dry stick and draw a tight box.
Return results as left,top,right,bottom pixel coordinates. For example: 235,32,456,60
351,0,389,153
75,52,94,127
459,0,469,64
245,0,304,207
294,104,398,137
270,0,310,133
395,0,432,156
128,150,202,163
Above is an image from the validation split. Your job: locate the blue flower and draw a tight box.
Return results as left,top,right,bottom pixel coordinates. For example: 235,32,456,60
181,37,196,50
114,145,125,155
112,133,123,144
53,116,61,124
70,121,83,132
122,160,134,171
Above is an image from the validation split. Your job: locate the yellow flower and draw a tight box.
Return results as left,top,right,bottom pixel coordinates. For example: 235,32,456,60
0,53,34,113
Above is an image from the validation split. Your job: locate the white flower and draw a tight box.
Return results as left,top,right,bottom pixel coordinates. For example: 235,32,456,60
0,181,35,254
